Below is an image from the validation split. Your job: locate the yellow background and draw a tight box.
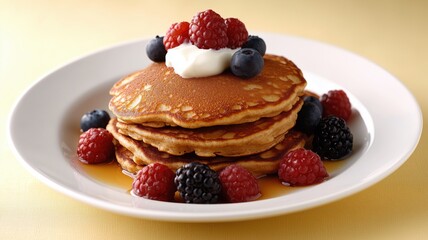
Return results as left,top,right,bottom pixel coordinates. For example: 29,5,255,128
1,0,427,239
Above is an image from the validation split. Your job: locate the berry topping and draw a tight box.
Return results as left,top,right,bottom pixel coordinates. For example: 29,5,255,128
312,116,353,160
146,36,167,62
278,148,328,186
163,22,190,50
132,163,176,201
77,128,115,164
219,165,260,203
230,48,264,78
242,35,266,56
80,109,110,132
224,18,248,49
320,90,352,121
304,95,323,113
189,9,228,50
295,101,322,134
174,162,221,204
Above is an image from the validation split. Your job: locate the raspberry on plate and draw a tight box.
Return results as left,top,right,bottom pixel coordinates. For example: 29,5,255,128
77,128,115,164
278,148,328,186
225,18,248,49
132,163,176,202
189,9,228,50
320,89,352,121
163,21,190,50
219,164,260,203
174,162,221,204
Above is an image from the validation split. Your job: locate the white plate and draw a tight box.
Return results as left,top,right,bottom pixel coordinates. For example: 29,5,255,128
8,33,422,222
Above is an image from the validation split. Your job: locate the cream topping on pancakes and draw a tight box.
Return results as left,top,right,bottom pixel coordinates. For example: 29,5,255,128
165,43,237,78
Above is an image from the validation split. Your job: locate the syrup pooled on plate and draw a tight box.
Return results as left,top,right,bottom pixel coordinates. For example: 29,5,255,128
76,159,346,201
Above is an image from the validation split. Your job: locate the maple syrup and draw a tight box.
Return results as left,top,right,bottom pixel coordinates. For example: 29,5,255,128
75,158,346,201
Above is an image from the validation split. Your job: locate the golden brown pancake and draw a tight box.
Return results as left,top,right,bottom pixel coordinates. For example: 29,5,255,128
109,54,306,128
108,120,307,176
114,99,302,157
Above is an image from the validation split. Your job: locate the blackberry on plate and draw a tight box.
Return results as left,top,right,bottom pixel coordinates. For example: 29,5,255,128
242,35,266,56
80,109,110,132
312,116,353,160
230,48,264,79
295,101,322,134
175,162,221,204
146,35,167,62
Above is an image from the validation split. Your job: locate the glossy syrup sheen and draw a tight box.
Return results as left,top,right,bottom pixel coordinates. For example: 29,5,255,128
76,159,346,201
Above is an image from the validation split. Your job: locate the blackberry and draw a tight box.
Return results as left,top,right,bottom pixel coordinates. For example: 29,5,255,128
80,109,110,132
230,48,264,79
312,116,353,160
174,162,221,204
242,35,266,56
146,35,167,62
295,101,322,134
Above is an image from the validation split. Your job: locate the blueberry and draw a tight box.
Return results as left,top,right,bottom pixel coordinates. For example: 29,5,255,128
80,109,111,132
230,48,264,79
304,95,323,113
146,36,167,62
242,35,266,56
295,102,322,134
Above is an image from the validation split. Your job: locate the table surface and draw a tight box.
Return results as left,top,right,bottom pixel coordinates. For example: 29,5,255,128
1,0,427,239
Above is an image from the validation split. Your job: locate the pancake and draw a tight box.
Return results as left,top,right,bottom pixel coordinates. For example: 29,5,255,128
108,120,307,176
109,54,306,128
115,99,303,157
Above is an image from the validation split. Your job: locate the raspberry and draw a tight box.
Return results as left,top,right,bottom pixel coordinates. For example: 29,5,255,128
77,128,115,164
320,90,352,121
163,21,190,50
225,18,248,49
312,116,353,160
174,162,221,204
219,165,260,203
189,9,228,49
132,163,176,202
278,148,328,186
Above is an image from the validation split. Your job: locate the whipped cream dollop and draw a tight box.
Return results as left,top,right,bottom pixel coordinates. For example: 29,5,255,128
165,43,238,78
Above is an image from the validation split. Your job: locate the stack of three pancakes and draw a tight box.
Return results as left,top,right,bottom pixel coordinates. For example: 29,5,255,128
106,54,307,176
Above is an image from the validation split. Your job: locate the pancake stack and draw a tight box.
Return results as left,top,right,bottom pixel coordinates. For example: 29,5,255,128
107,54,307,176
